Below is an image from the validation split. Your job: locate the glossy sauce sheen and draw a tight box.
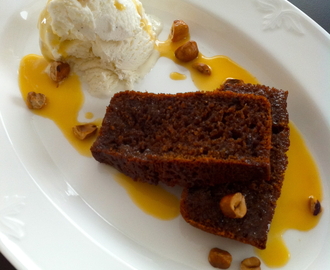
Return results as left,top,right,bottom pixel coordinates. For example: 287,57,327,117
18,54,100,157
114,0,125,11
156,37,259,90
114,173,180,220
19,39,322,267
19,55,180,220
256,123,323,267
170,72,187,80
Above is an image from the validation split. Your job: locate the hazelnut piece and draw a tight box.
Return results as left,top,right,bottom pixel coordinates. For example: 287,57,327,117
72,124,97,140
220,192,247,218
26,92,47,109
50,61,70,85
170,20,189,42
240,257,261,270
224,78,244,84
175,41,199,62
309,196,322,216
208,248,232,269
192,62,212,75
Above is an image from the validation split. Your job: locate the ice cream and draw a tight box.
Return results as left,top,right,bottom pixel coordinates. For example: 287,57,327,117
38,0,162,96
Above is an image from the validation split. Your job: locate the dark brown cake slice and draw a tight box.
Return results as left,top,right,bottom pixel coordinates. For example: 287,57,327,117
91,90,273,187
180,81,290,249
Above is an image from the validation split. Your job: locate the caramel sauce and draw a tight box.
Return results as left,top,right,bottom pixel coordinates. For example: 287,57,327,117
19,34,322,266
256,123,323,267
156,38,258,91
85,112,94,120
57,40,73,58
113,173,180,220
132,0,154,38
170,72,187,80
18,54,178,220
114,0,126,11
18,54,100,157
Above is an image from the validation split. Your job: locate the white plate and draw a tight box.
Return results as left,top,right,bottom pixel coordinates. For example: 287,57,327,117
0,0,329,269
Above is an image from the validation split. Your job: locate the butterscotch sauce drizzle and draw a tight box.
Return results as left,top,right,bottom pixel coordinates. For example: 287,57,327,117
19,31,322,267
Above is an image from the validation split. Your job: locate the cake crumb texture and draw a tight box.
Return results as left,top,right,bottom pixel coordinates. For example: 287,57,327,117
180,81,290,249
91,90,273,187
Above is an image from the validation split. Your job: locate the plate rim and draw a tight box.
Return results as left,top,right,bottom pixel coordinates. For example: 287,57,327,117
0,0,330,269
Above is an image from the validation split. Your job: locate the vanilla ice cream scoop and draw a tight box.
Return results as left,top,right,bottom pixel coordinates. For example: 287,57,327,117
39,0,162,96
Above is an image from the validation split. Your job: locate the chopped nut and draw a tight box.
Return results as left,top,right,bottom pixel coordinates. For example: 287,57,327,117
240,257,261,270
26,92,47,109
220,192,247,218
224,78,244,84
309,196,322,216
49,61,70,85
208,248,232,269
192,62,212,75
170,20,189,42
72,124,97,140
175,41,199,62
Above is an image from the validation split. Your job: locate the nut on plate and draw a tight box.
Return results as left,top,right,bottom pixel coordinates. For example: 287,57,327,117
208,248,232,269
72,123,98,140
224,78,244,85
220,192,247,218
50,61,70,85
26,92,47,109
240,257,261,270
170,20,189,42
175,40,199,62
309,196,322,216
192,62,212,75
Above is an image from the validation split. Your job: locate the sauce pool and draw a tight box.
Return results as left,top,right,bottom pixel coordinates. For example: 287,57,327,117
18,54,180,220
19,42,323,267
114,173,180,220
256,123,323,267
170,72,187,80
18,54,100,157
156,37,258,90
